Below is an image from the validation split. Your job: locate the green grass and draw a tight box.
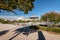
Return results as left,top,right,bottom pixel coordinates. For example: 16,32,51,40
39,26,60,33
39,26,47,31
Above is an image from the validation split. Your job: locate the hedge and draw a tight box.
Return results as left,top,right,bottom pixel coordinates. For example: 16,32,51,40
39,26,60,33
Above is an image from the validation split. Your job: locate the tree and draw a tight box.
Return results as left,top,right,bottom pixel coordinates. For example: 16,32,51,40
0,0,35,14
40,12,60,27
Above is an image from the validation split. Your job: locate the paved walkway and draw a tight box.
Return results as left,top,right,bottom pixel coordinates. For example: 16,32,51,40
0,24,60,40
43,31,60,40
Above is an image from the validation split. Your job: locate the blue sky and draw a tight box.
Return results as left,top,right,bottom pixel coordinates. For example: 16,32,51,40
0,0,60,18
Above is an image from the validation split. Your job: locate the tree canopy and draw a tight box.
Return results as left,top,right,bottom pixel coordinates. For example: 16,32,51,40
40,12,60,23
0,0,35,14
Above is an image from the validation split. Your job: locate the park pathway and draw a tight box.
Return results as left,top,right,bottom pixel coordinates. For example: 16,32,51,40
0,24,60,40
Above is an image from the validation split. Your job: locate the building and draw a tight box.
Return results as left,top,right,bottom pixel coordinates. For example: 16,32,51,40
29,15,39,20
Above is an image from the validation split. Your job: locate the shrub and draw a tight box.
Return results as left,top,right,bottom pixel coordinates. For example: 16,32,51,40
39,26,60,33
30,25,39,30
48,27,60,33
39,26,47,31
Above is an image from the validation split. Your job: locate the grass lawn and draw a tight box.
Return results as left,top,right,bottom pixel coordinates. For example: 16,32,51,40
38,26,60,33
30,25,60,33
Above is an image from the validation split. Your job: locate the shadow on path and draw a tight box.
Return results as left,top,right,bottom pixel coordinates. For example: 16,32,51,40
37,31,46,40
0,30,9,36
9,26,37,40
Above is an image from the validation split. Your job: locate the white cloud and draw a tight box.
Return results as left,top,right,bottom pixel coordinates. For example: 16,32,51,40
0,16,24,20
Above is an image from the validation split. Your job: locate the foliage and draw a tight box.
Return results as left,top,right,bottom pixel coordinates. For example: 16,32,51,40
30,25,39,30
39,26,47,31
18,20,26,23
39,26,60,33
47,27,60,33
0,0,35,14
0,19,16,24
40,12,60,23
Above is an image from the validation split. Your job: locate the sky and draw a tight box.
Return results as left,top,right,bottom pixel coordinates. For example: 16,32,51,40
0,0,60,19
